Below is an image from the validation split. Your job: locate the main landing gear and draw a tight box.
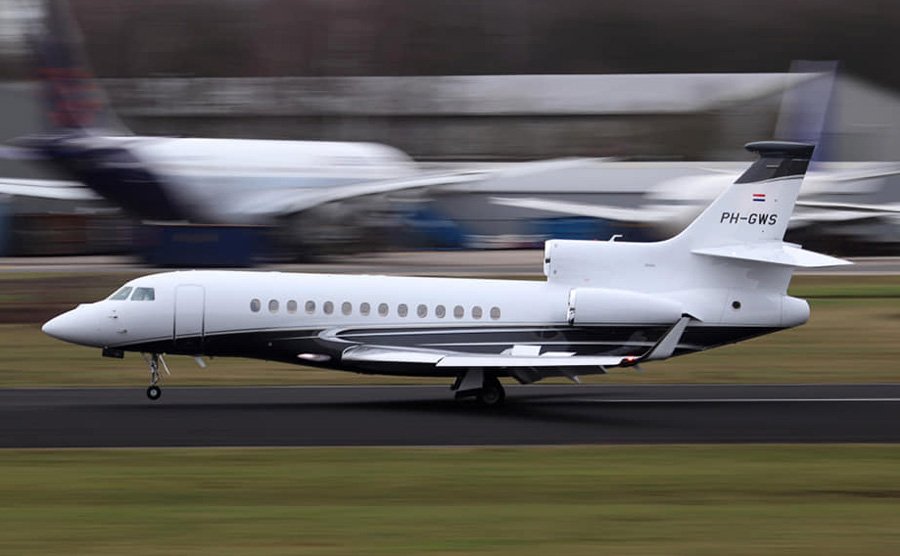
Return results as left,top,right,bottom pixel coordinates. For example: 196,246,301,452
452,370,506,407
143,353,169,401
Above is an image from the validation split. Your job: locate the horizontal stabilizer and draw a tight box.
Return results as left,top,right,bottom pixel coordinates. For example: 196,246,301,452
692,242,850,268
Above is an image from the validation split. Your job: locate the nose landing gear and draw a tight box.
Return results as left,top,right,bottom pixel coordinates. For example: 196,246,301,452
142,353,169,400
147,384,161,400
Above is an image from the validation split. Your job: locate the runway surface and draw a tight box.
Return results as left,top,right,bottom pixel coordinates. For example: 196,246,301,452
1,384,899,448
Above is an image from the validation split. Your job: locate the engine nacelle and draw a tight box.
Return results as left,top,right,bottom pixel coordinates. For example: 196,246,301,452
567,287,683,325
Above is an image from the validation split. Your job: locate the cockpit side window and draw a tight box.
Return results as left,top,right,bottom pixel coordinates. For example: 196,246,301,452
109,287,133,300
131,287,156,301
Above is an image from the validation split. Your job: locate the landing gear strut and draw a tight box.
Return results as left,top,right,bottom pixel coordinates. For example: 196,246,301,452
143,353,165,400
452,370,506,407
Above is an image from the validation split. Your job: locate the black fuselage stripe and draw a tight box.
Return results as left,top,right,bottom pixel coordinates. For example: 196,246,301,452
116,324,782,375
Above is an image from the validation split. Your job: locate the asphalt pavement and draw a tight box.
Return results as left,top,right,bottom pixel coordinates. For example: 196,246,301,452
1,384,898,448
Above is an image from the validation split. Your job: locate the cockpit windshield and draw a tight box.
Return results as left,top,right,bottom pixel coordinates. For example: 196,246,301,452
109,287,133,300
108,286,156,301
131,287,155,301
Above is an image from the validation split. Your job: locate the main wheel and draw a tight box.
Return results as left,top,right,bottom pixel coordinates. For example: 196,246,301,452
146,385,162,400
477,377,505,407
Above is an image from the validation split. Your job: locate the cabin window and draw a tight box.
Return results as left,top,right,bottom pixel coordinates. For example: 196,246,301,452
130,287,155,301
305,300,315,314
360,302,371,316
250,298,261,312
472,306,483,319
435,305,446,318
490,306,501,320
323,301,334,315
342,301,352,315
109,287,133,301
453,305,464,319
378,303,389,317
287,300,298,314
417,304,428,318
397,304,409,317
268,299,279,313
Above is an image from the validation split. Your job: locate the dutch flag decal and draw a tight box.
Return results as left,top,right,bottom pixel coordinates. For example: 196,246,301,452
752,193,766,203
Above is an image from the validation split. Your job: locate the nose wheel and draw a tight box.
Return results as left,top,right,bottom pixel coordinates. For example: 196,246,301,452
142,353,169,401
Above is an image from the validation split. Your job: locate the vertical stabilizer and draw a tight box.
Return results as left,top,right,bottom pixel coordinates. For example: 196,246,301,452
32,0,127,133
674,141,814,249
775,61,838,162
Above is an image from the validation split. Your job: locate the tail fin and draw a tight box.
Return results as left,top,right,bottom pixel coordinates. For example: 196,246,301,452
677,141,848,268
674,141,813,249
31,0,127,133
775,60,838,161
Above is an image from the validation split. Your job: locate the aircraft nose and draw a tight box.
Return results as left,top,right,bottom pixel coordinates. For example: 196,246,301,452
42,305,101,346
41,315,59,337
42,310,77,342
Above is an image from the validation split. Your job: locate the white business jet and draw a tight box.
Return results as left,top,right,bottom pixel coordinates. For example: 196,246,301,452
42,141,848,405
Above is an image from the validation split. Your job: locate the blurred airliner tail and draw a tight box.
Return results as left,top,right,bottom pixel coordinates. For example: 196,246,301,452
31,0,129,134
775,60,838,162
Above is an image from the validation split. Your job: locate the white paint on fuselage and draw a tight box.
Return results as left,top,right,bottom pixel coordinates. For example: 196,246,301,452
43,271,571,350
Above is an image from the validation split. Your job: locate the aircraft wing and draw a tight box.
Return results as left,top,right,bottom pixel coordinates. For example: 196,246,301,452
491,196,900,227
341,344,630,368
0,177,101,201
790,201,900,225
796,200,900,214
339,316,691,369
815,164,900,183
490,196,673,223
242,158,614,219
237,170,490,219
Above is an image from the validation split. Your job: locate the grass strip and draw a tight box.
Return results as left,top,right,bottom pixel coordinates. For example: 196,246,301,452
0,445,898,555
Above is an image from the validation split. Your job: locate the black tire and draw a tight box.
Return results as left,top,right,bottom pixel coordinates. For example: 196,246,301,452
477,377,505,407
147,385,162,400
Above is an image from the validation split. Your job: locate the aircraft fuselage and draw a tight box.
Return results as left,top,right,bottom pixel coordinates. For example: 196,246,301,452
43,270,796,378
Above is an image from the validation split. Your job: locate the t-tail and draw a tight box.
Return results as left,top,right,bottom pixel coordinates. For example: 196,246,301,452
544,141,849,338
676,141,814,249
674,141,850,272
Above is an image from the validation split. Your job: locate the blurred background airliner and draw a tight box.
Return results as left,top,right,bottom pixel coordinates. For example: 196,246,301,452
2,0,900,262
